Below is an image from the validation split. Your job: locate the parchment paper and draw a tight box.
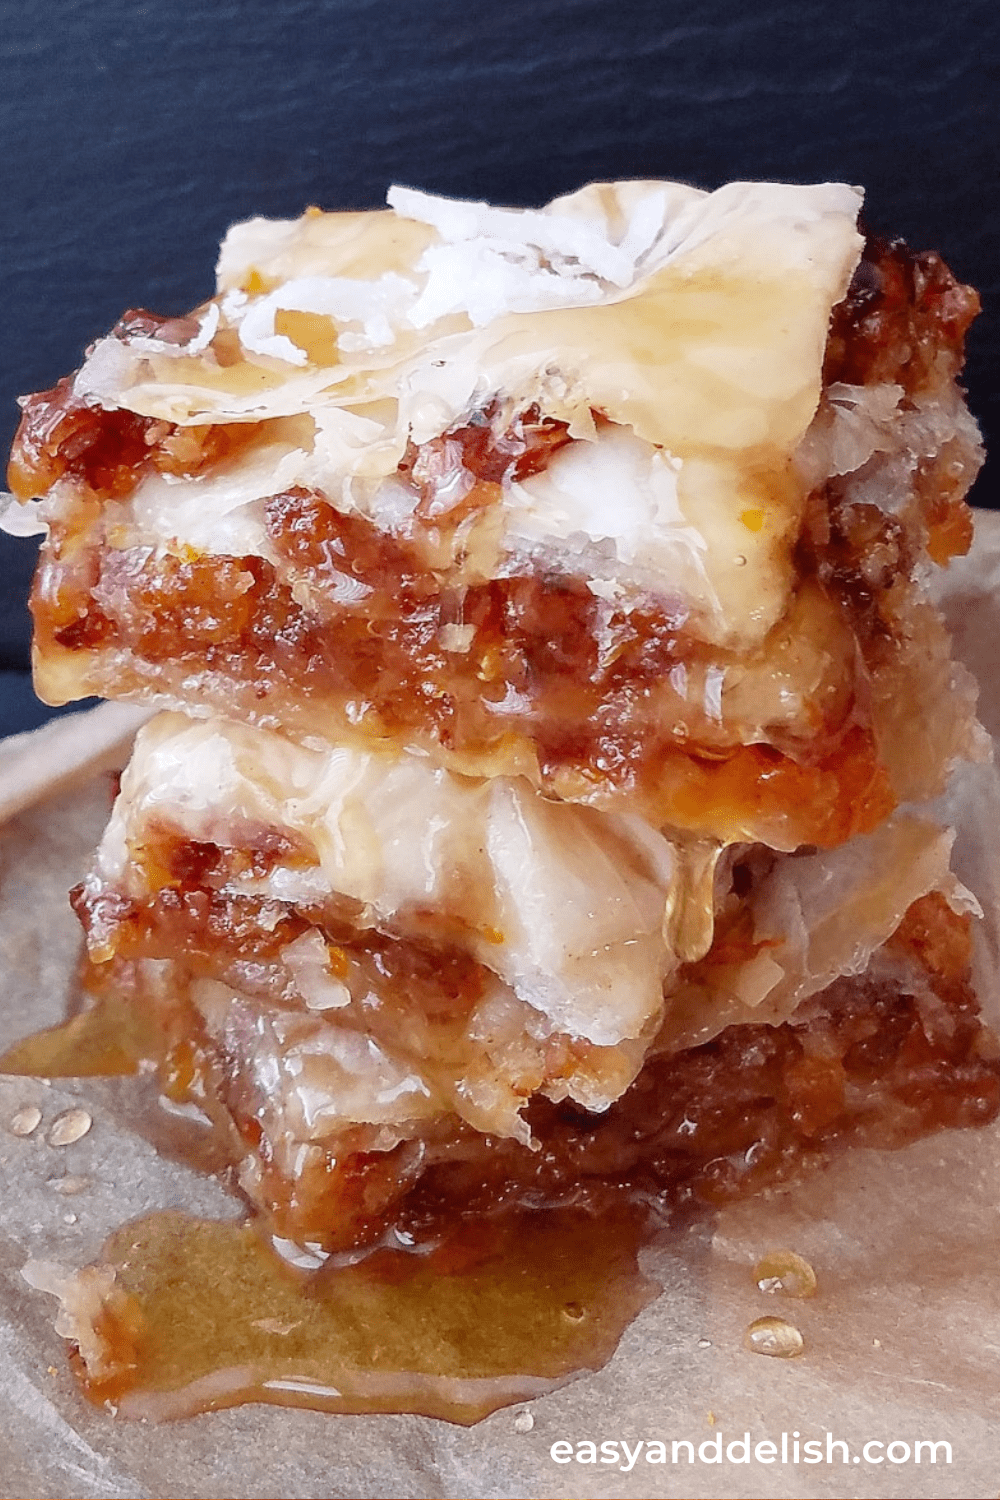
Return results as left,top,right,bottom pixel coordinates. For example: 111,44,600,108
1,516,999,1500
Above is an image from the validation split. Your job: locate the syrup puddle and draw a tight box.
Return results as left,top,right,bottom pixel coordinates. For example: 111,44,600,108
51,1204,657,1424
4,1000,661,1424
0,990,158,1077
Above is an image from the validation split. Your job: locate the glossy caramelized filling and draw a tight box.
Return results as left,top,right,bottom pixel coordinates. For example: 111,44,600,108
821,236,980,564
9,373,265,502
823,238,979,391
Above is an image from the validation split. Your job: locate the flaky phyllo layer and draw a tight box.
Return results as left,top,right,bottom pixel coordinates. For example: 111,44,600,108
7,182,984,846
7,181,995,1251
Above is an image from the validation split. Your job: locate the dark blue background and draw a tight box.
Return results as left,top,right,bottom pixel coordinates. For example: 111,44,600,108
2,0,997,734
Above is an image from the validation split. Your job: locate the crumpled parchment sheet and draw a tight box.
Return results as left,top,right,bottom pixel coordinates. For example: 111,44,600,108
0,514,999,1500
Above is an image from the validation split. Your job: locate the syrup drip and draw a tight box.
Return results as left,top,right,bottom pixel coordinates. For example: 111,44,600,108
69,1206,657,1424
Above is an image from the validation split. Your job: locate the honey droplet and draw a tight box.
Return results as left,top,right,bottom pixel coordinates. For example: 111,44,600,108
47,1109,93,1147
9,1106,42,1137
513,1410,535,1433
744,1316,804,1359
753,1249,817,1299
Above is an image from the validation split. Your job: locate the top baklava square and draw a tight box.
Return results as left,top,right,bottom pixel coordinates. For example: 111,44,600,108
8,180,984,849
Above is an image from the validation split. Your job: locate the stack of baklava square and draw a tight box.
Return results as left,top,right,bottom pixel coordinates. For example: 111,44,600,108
9,180,997,1253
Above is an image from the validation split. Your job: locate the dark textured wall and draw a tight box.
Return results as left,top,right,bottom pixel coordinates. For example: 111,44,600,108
2,0,997,733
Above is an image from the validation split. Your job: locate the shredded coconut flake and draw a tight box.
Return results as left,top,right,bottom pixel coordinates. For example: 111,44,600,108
237,273,415,363
0,492,48,536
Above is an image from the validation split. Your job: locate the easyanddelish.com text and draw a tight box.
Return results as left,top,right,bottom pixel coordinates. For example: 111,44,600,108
549,1432,951,1473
